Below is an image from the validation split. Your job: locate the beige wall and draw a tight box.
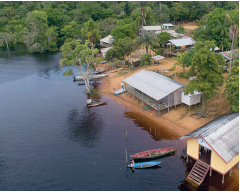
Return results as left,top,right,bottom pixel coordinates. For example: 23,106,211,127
211,151,239,174
187,139,199,160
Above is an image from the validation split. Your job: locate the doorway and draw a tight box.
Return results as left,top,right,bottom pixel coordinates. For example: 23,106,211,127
199,145,211,165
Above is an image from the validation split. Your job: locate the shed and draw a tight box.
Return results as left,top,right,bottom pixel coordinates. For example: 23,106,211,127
122,70,185,116
151,55,165,65
100,35,114,47
169,38,195,47
181,90,201,109
162,23,174,30
180,113,239,185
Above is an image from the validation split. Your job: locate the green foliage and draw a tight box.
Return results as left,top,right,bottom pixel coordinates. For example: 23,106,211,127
225,72,239,112
61,21,80,42
97,18,118,37
140,53,151,67
175,25,185,34
110,23,137,44
170,3,189,22
193,26,210,42
173,51,187,73
130,6,155,26
151,32,171,55
184,41,225,114
81,19,101,45
183,48,197,67
135,30,156,53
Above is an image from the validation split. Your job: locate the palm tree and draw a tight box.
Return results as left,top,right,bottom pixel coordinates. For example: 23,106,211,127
213,19,229,52
81,19,101,45
225,13,239,74
136,30,156,54
173,51,187,76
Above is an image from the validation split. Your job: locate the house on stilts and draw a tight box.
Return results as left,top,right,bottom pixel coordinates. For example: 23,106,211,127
180,112,239,186
122,70,197,116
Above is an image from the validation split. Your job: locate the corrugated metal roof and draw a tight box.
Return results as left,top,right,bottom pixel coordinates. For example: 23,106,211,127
180,113,239,163
140,26,162,31
151,55,165,60
220,49,239,60
100,35,114,44
169,38,195,47
163,23,174,27
122,70,185,101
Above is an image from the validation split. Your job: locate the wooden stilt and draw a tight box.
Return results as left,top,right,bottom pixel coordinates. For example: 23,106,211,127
142,93,143,107
175,105,176,110
222,175,224,184
187,155,188,163
210,168,212,177
138,98,139,104
229,169,232,177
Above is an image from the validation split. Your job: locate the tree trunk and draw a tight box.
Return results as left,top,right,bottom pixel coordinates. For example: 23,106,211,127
146,46,148,53
84,78,91,94
183,65,185,74
229,35,234,75
202,94,207,116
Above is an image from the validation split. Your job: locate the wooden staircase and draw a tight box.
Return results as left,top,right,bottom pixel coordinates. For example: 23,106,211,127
186,160,210,186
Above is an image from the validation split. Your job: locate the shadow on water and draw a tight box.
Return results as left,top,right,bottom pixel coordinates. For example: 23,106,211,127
124,111,179,141
66,107,104,148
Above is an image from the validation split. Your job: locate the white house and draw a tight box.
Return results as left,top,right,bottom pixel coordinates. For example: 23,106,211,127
100,35,114,47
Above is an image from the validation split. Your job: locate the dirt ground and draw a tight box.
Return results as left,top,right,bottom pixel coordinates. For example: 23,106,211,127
100,57,231,137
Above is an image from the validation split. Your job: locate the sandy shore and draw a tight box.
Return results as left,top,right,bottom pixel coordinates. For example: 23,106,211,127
100,57,231,138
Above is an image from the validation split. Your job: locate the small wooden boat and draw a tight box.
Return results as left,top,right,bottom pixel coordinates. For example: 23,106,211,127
127,161,161,169
87,101,107,108
130,147,176,160
74,73,108,81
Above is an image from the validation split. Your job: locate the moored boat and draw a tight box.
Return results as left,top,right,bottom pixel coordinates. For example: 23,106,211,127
127,161,161,169
130,147,176,160
87,101,107,108
74,73,108,81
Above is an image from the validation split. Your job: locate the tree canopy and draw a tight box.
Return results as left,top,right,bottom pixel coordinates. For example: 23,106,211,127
184,41,225,115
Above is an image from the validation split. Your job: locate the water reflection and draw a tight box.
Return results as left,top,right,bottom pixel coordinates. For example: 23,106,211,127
124,111,179,141
66,108,104,148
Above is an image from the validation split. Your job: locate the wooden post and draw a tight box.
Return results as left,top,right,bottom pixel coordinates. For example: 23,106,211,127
150,101,151,112
138,98,139,104
142,92,143,107
209,168,212,177
133,90,135,101
222,175,225,184
229,169,232,177
187,155,188,163
175,105,176,110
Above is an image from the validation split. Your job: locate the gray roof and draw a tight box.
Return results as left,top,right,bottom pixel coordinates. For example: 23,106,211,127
151,55,165,60
169,38,195,47
122,70,185,101
180,113,239,163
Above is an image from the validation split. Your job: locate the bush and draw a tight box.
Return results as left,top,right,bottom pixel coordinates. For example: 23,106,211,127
140,53,151,66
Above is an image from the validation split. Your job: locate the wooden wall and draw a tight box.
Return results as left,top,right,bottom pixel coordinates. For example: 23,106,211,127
211,151,239,174
187,139,199,160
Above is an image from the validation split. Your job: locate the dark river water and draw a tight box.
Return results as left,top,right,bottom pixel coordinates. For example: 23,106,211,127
1,45,238,191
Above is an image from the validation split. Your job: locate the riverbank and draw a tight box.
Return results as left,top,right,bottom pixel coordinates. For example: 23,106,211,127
100,57,231,138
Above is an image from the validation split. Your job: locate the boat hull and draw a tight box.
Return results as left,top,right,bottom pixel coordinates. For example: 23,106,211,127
127,161,161,169
130,147,176,160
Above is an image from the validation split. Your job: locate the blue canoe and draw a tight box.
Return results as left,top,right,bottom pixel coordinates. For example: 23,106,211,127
127,161,161,169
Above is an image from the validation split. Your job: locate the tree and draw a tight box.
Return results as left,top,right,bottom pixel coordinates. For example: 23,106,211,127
225,11,239,74
110,23,137,44
135,30,156,53
225,67,239,112
170,3,189,23
45,26,58,51
105,37,136,66
140,53,151,69
184,41,225,116
182,48,197,68
154,2,170,27
151,32,171,55
81,19,101,45
97,18,118,37
59,40,98,94
173,51,187,74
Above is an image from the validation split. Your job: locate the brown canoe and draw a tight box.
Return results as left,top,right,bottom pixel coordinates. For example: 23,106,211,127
87,101,107,108
130,147,176,160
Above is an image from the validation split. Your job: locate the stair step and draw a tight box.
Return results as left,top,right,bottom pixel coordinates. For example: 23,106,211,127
186,160,210,186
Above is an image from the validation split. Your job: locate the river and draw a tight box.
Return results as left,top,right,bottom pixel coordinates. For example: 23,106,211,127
1,45,237,191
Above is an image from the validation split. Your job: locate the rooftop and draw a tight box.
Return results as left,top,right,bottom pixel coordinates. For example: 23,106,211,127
100,35,114,44
122,70,185,101
180,113,239,163
140,26,162,31
169,38,195,47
